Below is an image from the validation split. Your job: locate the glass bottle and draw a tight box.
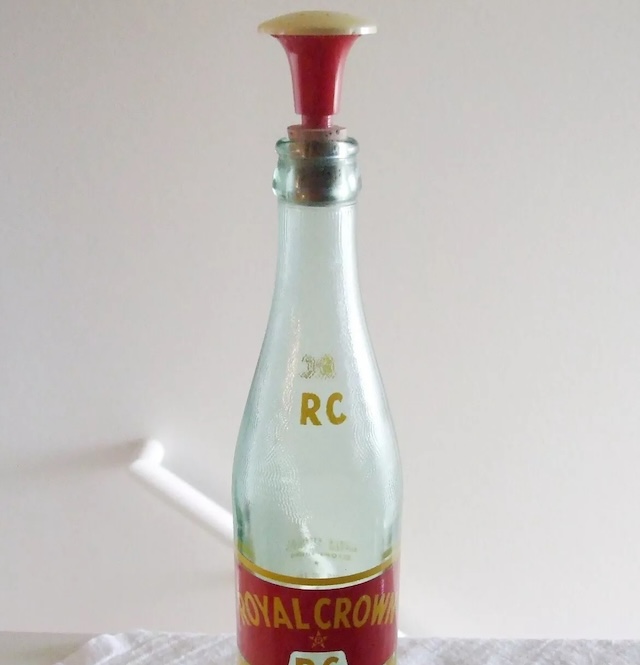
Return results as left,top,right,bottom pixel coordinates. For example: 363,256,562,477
232,12,402,665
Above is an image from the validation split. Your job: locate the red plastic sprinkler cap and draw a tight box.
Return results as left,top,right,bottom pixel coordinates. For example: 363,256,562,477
259,11,377,130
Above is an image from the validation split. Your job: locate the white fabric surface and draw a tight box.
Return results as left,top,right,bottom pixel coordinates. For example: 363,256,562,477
55,632,640,665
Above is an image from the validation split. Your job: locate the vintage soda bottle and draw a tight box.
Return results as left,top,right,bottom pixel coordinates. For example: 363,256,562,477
232,11,402,665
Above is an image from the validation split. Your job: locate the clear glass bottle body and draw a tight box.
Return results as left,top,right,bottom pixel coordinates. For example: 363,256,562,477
232,138,402,581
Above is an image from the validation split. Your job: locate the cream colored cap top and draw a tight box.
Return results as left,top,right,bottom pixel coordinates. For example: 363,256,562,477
258,11,377,36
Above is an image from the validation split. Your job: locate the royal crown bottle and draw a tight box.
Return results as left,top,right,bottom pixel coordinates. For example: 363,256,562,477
232,12,402,665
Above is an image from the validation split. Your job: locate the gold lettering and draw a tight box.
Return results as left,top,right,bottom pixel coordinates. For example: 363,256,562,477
326,392,347,425
333,597,352,629
238,592,249,626
296,659,315,665
353,594,372,628
323,659,339,665
254,594,271,628
292,597,310,629
371,593,390,625
243,591,260,626
273,597,294,629
384,592,396,625
314,597,331,629
300,355,316,379
300,392,322,426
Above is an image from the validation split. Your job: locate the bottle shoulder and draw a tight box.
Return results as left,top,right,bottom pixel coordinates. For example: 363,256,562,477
232,293,402,579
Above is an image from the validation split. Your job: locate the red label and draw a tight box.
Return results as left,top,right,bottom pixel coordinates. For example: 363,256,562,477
236,554,397,665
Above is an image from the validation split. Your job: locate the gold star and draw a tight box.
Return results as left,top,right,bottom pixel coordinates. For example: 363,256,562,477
309,630,327,649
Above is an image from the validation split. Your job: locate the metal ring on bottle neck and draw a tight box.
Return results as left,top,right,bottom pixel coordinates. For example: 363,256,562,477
272,137,361,206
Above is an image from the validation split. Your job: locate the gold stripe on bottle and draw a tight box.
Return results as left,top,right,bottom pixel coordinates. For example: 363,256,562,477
236,550,395,587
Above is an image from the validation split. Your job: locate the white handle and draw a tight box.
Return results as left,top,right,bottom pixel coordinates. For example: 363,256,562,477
129,439,234,544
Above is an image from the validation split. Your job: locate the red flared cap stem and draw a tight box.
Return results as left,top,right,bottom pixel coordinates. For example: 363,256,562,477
259,12,376,130
274,35,359,129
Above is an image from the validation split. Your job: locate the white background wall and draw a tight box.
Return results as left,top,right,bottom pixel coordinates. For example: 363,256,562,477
2,0,640,639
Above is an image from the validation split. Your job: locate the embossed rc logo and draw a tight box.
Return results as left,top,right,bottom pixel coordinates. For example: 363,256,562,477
288,651,349,665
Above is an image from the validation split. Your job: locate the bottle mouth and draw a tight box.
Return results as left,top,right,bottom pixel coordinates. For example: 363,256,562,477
276,136,359,160
273,137,361,206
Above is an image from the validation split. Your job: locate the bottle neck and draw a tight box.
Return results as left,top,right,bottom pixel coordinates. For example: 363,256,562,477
268,136,365,331
273,202,361,315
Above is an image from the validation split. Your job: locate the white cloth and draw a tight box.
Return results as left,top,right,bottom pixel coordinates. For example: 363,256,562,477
55,632,640,665
55,633,235,665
